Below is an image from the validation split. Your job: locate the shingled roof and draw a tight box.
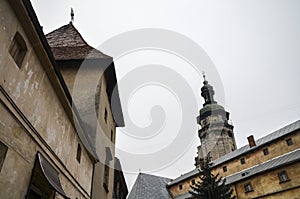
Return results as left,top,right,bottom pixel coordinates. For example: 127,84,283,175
46,23,110,60
128,173,172,199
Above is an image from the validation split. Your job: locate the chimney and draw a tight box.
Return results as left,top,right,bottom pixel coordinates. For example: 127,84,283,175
247,135,256,148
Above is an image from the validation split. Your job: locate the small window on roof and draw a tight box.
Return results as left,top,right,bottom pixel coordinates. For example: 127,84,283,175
9,32,27,68
263,148,269,155
286,138,293,146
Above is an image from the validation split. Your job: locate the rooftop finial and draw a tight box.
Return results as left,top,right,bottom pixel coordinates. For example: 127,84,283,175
202,71,207,82
70,8,74,23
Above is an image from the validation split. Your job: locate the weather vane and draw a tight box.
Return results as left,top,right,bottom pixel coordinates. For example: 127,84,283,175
70,8,74,23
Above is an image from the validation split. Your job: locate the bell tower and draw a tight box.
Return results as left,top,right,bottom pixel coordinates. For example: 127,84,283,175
195,75,237,168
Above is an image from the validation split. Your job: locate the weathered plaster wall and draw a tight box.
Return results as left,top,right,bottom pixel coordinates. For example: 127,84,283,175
0,0,94,198
59,62,117,199
233,161,300,199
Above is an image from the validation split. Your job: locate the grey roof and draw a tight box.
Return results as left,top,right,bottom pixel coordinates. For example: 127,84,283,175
128,173,172,199
225,148,300,184
212,120,300,167
167,168,201,187
46,23,110,60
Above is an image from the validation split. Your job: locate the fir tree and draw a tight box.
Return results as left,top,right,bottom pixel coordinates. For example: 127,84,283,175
189,160,235,199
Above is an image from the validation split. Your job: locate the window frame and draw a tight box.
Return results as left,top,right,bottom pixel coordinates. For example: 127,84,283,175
223,166,228,172
244,182,253,193
278,171,290,183
240,157,246,165
263,148,269,156
286,138,293,146
9,32,27,68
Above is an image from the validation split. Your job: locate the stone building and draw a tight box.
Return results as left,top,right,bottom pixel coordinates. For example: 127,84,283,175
45,21,124,199
167,120,300,199
0,0,126,198
128,78,300,199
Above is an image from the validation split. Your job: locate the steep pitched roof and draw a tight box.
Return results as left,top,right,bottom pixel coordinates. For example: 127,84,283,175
46,23,110,60
128,173,171,199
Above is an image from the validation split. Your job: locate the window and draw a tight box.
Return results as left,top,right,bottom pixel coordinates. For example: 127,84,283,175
244,182,253,193
0,141,8,172
223,166,227,172
110,130,114,142
263,148,269,155
9,32,27,68
191,179,195,185
103,164,110,192
76,143,81,163
278,171,290,183
179,184,183,190
286,138,293,146
240,157,246,165
103,147,112,193
104,108,108,123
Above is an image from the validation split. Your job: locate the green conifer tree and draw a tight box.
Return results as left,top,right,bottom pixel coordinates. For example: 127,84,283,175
189,160,235,199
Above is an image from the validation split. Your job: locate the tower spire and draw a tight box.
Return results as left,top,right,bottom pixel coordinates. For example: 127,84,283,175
70,8,74,23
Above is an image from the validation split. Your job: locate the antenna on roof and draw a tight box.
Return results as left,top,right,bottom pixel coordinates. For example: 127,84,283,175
70,8,74,23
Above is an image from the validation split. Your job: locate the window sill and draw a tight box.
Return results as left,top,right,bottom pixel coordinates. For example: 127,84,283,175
245,190,254,193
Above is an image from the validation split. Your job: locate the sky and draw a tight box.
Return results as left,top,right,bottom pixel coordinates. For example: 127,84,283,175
31,0,300,191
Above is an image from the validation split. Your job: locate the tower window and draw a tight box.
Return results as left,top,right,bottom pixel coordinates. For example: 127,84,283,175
223,166,227,172
0,140,8,172
240,158,246,165
76,143,81,163
179,184,183,190
244,182,253,193
104,108,108,123
9,32,27,68
263,148,269,155
278,171,289,183
286,138,293,146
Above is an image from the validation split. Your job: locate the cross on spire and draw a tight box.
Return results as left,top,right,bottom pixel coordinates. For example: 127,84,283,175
70,8,74,23
202,71,206,81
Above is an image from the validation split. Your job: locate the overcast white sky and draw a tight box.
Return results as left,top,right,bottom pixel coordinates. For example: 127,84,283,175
32,0,300,190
